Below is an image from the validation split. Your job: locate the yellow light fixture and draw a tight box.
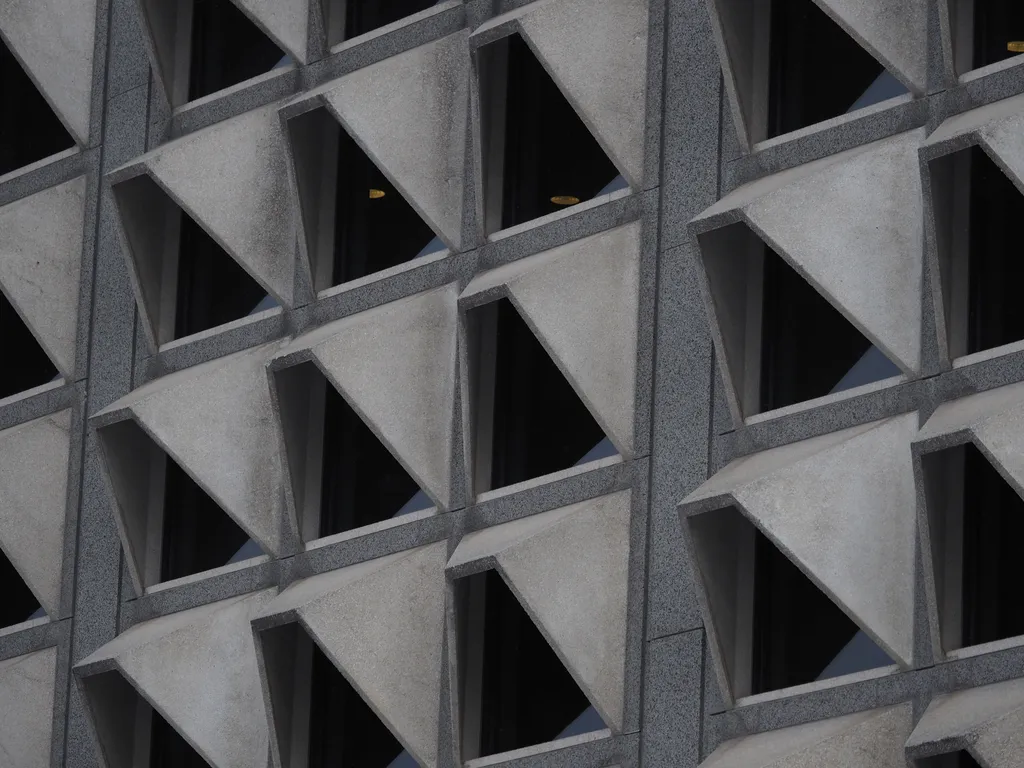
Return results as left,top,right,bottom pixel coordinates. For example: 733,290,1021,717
369,189,386,199
1008,41,1024,53
550,195,580,206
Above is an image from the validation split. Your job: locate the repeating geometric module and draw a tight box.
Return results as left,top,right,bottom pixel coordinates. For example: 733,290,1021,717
698,704,912,768
306,31,469,252
461,222,641,458
272,285,458,512
93,342,289,592
0,176,85,379
0,409,71,617
447,490,632,731
691,129,924,422
680,414,918,701
110,103,297,344
254,543,448,768
0,0,97,143
474,0,649,187
905,678,1024,768
76,590,275,768
0,647,57,768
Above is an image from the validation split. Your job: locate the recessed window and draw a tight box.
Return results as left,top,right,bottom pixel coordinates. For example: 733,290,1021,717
467,298,614,494
322,0,441,46
148,703,208,767
457,570,604,759
0,40,75,176
477,33,622,233
0,547,43,629
919,751,983,768
931,146,1024,360
0,291,60,399
274,363,432,544
949,1,1024,76
923,443,1024,653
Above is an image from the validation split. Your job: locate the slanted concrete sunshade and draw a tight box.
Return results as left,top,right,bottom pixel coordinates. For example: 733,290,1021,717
905,678,1024,767
0,410,71,617
699,703,911,768
0,0,97,143
76,590,274,768
679,414,918,703
253,543,448,768
0,647,58,768
93,342,290,592
460,222,641,458
109,104,297,346
0,177,85,379
271,284,458,513
446,490,632,731
473,0,648,187
691,129,924,423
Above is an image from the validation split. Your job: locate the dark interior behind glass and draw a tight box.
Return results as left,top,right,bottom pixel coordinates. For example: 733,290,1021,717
0,547,41,629
341,0,439,41
971,1,1024,70
0,291,60,399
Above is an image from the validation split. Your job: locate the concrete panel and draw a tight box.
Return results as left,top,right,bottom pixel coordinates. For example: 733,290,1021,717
0,647,57,768
78,590,275,768
321,31,469,249
700,703,911,768
462,223,641,458
0,410,71,617
255,543,448,768
0,0,97,143
448,490,632,731
276,285,458,510
0,176,86,378
905,677,1024,768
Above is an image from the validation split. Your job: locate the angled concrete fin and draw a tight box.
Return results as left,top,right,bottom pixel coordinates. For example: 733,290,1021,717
705,0,759,149
282,285,458,509
0,410,71,616
264,544,448,768
699,704,911,768
0,0,97,143
465,223,640,457
0,177,86,378
322,32,468,249
979,109,1024,194
232,0,308,63
906,678,1024,768
0,647,57,768
446,503,579,572
140,105,297,306
515,0,648,186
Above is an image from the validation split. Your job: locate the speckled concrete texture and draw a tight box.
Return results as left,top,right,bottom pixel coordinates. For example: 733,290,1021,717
0,646,57,768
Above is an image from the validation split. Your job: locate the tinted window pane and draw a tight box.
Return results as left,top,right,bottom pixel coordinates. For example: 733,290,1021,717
0,291,60,399
343,0,440,40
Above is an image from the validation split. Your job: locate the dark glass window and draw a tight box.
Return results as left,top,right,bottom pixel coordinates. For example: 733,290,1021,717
971,1,1024,70
482,299,609,490
150,709,207,768
0,291,60,399
965,146,1024,355
759,246,899,412
484,34,621,231
920,752,983,768
174,213,271,339
960,443,1024,647
751,527,891,694
331,128,439,286
318,384,429,538
160,456,258,582
0,40,75,176
0,547,42,628
341,0,439,41
463,570,601,757
188,0,286,101
767,0,906,138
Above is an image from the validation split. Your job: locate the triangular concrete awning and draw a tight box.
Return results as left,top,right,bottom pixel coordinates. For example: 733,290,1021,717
0,176,85,378
699,704,911,767
0,410,71,617
681,414,918,700
94,342,289,590
0,647,58,767
311,31,468,251
76,590,274,768
906,678,1024,767
692,130,923,420
0,0,97,143
474,0,648,187
447,490,632,731
254,543,447,768
461,222,640,458
273,285,458,510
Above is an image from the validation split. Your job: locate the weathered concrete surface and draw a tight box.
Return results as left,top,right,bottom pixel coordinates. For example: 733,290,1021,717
0,647,58,768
